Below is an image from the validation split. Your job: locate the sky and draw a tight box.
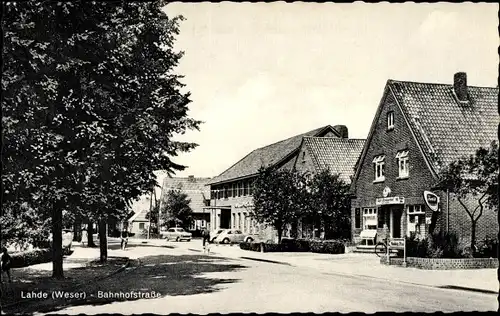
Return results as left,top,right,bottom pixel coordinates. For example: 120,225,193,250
148,2,498,195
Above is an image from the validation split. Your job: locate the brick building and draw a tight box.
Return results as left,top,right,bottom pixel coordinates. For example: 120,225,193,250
206,125,351,241
350,72,498,248
294,136,365,238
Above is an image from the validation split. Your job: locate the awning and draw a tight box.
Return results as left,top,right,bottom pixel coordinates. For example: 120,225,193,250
360,230,377,239
372,155,385,163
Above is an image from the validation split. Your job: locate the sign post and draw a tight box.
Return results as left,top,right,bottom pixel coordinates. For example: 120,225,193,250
403,237,407,267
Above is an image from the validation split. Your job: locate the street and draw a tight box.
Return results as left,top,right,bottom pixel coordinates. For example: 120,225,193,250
27,240,497,314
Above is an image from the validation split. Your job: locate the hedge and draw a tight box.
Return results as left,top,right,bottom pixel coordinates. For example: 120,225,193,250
10,249,53,268
240,239,346,255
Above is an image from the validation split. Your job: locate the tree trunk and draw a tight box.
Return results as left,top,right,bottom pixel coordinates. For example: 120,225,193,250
99,218,108,263
277,227,283,244
471,220,477,256
87,220,96,247
52,204,64,279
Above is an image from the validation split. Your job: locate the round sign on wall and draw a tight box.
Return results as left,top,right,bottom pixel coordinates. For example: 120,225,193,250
423,191,440,212
382,187,391,198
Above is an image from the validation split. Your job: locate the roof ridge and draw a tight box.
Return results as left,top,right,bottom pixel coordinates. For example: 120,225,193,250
253,125,333,150
388,79,498,89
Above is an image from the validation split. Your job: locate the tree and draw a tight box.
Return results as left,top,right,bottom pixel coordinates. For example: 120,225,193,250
307,170,351,240
2,1,200,275
160,190,194,230
437,141,498,255
252,167,308,243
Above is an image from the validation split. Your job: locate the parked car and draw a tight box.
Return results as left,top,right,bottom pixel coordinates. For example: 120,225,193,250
214,229,246,244
162,227,192,242
243,234,259,243
209,229,225,243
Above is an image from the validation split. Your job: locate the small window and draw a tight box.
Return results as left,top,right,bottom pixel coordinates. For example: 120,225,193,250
396,151,409,178
139,223,145,229
372,155,385,182
228,184,233,198
224,186,228,199
235,230,242,234
168,228,175,232
238,182,242,197
387,112,394,130
249,180,254,195
243,181,249,196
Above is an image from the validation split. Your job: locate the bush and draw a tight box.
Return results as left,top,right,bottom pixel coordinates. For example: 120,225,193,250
240,242,261,252
405,236,429,258
476,237,499,258
10,249,52,268
281,238,310,252
309,240,345,254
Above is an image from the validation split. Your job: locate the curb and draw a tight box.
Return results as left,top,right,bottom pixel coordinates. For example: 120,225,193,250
239,256,291,266
1,256,132,310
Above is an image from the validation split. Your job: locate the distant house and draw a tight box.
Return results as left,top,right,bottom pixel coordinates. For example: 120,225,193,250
159,176,211,232
206,124,355,242
350,72,498,248
294,136,365,238
128,207,150,237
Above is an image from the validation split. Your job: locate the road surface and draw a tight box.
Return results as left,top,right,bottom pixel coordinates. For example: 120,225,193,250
26,241,497,315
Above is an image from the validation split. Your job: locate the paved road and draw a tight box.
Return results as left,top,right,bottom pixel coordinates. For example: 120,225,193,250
35,243,496,314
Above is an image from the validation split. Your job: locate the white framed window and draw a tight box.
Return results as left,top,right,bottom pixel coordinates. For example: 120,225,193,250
372,155,385,182
387,112,394,130
396,150,409,178
407,205,425,238
363,208,378,230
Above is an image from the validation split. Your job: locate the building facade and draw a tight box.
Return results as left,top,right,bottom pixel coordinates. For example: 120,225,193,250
206,125,349,241
158,176,211,234
350,73,498,247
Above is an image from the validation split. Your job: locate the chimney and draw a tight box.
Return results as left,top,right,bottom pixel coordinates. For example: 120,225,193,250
188,175,195,182
333,125,348,138
453,72,468,102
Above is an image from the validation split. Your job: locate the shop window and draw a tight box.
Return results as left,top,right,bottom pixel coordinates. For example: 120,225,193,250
387,112,394,131
354,208,361,229
372,156,385,182
228,184,233,198
224,186,228,199
407,205,425,238
363,208,377,230
238,182,243,197
232,183,236,198
396,150,409,178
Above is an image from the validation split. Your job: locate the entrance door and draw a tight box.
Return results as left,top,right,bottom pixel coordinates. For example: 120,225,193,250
391,207,403,238
220,209,231,229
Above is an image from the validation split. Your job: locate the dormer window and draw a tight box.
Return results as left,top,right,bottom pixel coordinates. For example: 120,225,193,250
387,112,394,131
372,155,385,182
396,150,409,178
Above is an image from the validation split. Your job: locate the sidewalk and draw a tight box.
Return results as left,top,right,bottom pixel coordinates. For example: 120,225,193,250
1,246,130,312
209,245,498,294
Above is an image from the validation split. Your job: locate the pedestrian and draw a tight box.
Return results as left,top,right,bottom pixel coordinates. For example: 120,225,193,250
201,227,210,254
1,247,12,283
120,229,129,250
81,229,88,247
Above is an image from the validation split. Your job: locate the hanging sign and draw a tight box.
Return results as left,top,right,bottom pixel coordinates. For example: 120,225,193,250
389,238,405,250
376,196,405,205
423,191,440,212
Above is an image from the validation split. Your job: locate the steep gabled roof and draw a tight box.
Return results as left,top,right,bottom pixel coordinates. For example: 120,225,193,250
160,177,212,212
128,208,149,223
389,80,498,174
352,78,498,188
207,125,341,185
302,137,366,184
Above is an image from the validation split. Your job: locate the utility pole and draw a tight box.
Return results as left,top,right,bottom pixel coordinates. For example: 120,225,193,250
153,186,158,238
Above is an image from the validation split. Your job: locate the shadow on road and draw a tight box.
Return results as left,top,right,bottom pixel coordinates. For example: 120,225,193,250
106,243,175,250
11,254,247,315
